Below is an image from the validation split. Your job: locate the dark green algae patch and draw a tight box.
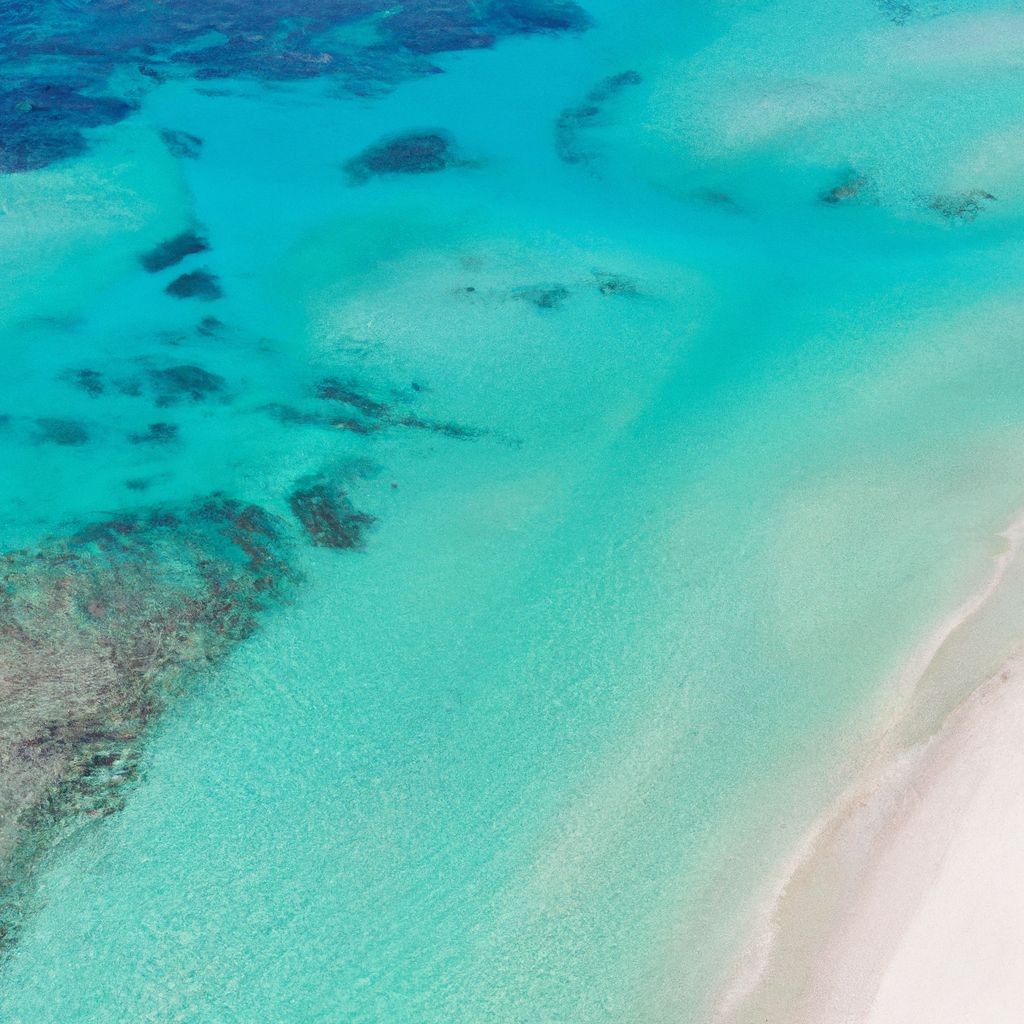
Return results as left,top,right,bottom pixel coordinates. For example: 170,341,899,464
0,494,297,952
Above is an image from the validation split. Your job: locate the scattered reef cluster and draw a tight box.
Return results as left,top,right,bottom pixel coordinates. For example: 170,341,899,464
0,343,467,948
0,206,513,948
818,168,999,223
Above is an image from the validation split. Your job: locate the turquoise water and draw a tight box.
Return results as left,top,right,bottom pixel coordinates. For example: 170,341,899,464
4,0,1024,1020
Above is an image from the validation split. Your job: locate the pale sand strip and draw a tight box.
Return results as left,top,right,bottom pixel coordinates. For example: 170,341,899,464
713,512,1024,1024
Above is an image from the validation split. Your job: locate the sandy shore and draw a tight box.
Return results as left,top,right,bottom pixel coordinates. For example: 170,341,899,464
713,518,1024,1024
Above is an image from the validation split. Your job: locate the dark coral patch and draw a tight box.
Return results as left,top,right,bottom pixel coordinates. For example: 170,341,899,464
391,413,477,439
877,0,915,24
289,478,375,550
513,284,571,310
197,316,224,337
35,418,89,446
555,69,642,165
315,377,391,417
148,364,226,405
159,128,203,159
928,190,996,222
593,271,637,296
821,172,869,206
62,368,105,397
128,422,179,445
140,229,209,273
344,131,463,185
310,376,478,438
165,269,222,300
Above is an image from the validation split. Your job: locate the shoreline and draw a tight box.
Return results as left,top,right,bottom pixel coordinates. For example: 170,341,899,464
713,511,1024,1023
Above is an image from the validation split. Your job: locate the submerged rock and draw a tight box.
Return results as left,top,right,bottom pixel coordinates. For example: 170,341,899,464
344,131,464,185
165,269,223,301
0,495,295,949
34,418,89,446
289,478,376,550
140,229,209,273
148,364,226,405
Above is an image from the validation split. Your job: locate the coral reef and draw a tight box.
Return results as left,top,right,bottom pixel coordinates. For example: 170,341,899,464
0,496,296,949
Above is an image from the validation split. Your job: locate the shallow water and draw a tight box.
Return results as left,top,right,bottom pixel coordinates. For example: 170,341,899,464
3,0,1024,1021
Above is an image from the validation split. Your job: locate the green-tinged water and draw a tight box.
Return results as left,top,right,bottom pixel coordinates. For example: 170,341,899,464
3,1,1024,1021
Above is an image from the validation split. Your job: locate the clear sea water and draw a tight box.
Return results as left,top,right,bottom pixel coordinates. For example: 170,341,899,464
4,0,1024,1020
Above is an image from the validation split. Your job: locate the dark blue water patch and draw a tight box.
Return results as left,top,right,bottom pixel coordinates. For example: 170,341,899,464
383,0,588,54
165,269,223,300
555,69,641,165
1,0,589,172
140,230,209,273
343,130,465,184
0,81,135,172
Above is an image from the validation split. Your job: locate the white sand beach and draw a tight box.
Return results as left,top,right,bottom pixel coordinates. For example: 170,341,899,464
715,522,1024,1024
